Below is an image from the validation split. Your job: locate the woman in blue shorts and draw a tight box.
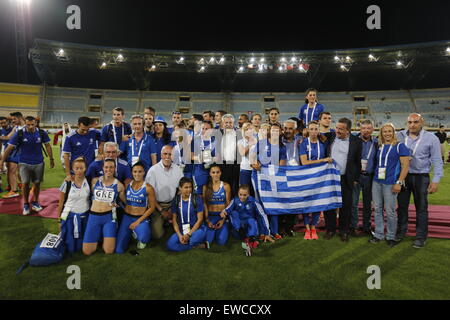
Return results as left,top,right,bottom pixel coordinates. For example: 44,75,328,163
115,161,156,253
83,159,125,255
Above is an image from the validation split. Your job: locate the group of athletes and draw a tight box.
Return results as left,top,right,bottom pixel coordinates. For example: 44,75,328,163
0,88,446,256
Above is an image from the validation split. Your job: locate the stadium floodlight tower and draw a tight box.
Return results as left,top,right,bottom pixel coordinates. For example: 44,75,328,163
12,0,32,83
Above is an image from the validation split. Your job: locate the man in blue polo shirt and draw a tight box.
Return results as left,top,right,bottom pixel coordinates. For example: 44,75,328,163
86,141,132,185
120,115,156,173
0,116,54,215
63,116,101,181
99,107,132,160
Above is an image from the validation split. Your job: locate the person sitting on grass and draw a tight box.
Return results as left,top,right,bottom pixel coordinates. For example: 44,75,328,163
115,162,156,253
299,120,332,240
166,177,209,251
203,164,232,246
58,157,91,253
82,159,125,255
222,184,272,255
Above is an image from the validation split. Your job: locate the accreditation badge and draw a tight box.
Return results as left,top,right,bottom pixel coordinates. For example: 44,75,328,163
378,167,386,180
182,224,191,235
361,159,368,172
132,156,139,166
202,150,212,163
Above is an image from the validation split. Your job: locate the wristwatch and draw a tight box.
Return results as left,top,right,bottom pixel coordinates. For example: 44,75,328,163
396,180,405,187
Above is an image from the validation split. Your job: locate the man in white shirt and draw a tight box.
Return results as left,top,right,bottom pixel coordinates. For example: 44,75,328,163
145,145,184,239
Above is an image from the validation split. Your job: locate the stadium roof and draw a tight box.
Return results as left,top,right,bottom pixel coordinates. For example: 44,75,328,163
30,39,450,92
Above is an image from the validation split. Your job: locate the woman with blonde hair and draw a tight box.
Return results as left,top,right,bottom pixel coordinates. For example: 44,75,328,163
238,122,257,189
369,123,410,247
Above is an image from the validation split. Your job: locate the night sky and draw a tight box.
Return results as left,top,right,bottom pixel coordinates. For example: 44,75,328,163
1,0,449,85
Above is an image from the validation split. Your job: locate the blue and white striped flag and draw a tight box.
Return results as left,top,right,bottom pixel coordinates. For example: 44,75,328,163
252,162,342,215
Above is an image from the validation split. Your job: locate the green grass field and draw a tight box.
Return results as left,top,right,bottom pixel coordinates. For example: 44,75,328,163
1,141,450,300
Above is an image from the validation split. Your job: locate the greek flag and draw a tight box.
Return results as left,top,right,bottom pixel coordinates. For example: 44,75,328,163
252,162,342,215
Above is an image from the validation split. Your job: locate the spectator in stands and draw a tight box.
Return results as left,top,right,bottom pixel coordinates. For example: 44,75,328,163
203,110,215,122
319,112,334,134
115,161,156,253
203,164,232,246
352,119,377,236
192,121,216,194
152,116,175,163
0,116,54,215
238,123,256,191
172,122,194,178
58,157,90,253
145,145,184,240
83,159,125,255
299,121,332,240
167,177,209,251
63,117,101,181
298,88,325,127
323,118,362,242
120,115,156,173
435,125,447,163
268,107,280,125
168,111,183,134
251,113,262,133
250,123,287,240
238,114,250,128
396,113,444,248
216,114,241,195
369,123,410,247
144,113,154,135
99,107,132,159
0,116,19,197
214,110,227,129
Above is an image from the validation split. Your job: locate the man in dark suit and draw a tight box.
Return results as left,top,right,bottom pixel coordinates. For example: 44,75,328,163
324,118,362,242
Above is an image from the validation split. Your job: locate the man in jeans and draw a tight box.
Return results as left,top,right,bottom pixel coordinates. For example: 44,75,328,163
396,113,444,248
351,120,377,236
0,116,54,215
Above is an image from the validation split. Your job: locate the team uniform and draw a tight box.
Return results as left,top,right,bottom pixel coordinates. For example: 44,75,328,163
225,196,269,238
173,141,194,179
205,181,230,245
252,140,287,236
283,136,303,166
299,138,328,227
63,130,100,168
100,122,132,160
1,126,18,163
120,134,156,173
8,128,50,184
59,179,91,253
298,103,325,126
192,135,215,194
166,194,207,252
115,183,152,253
86,158,132,184
83,177,120,243
152,135,176,163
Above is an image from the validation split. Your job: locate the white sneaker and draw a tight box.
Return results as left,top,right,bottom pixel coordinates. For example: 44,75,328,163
137,241,147,250
23,204,31,216
31,202,43,212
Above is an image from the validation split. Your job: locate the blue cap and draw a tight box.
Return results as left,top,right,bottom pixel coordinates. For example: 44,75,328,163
153,116,167,125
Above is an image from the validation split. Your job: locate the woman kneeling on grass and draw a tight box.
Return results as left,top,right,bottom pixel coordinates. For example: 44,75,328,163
58,157,91,253
115,161,156,253
83,159,125,255
167,177,208,251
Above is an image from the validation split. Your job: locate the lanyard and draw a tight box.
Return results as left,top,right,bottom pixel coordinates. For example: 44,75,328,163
131,135,146,158
180,194,191,225
379,144,393,168
176,142,183,164
200,137,212,151
405,134,422,157
111,122,125,144
308,138,320,160
305,103,317,125
365,140,374,160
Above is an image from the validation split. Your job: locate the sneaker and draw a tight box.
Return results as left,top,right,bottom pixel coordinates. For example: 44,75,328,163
311,229,319,240
395,233,405,243
3,191,20,199
273,234,283,240
304,230,312,240
249,240,259,249
23,203,31,216
137,241,147,250
31,202,43,212
369,236,381,244
412,239,426,249
387,240,398,248
241,242,252,257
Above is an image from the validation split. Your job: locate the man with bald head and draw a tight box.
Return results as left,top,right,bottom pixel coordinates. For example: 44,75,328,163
396,113,444,248
145,145,184,239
